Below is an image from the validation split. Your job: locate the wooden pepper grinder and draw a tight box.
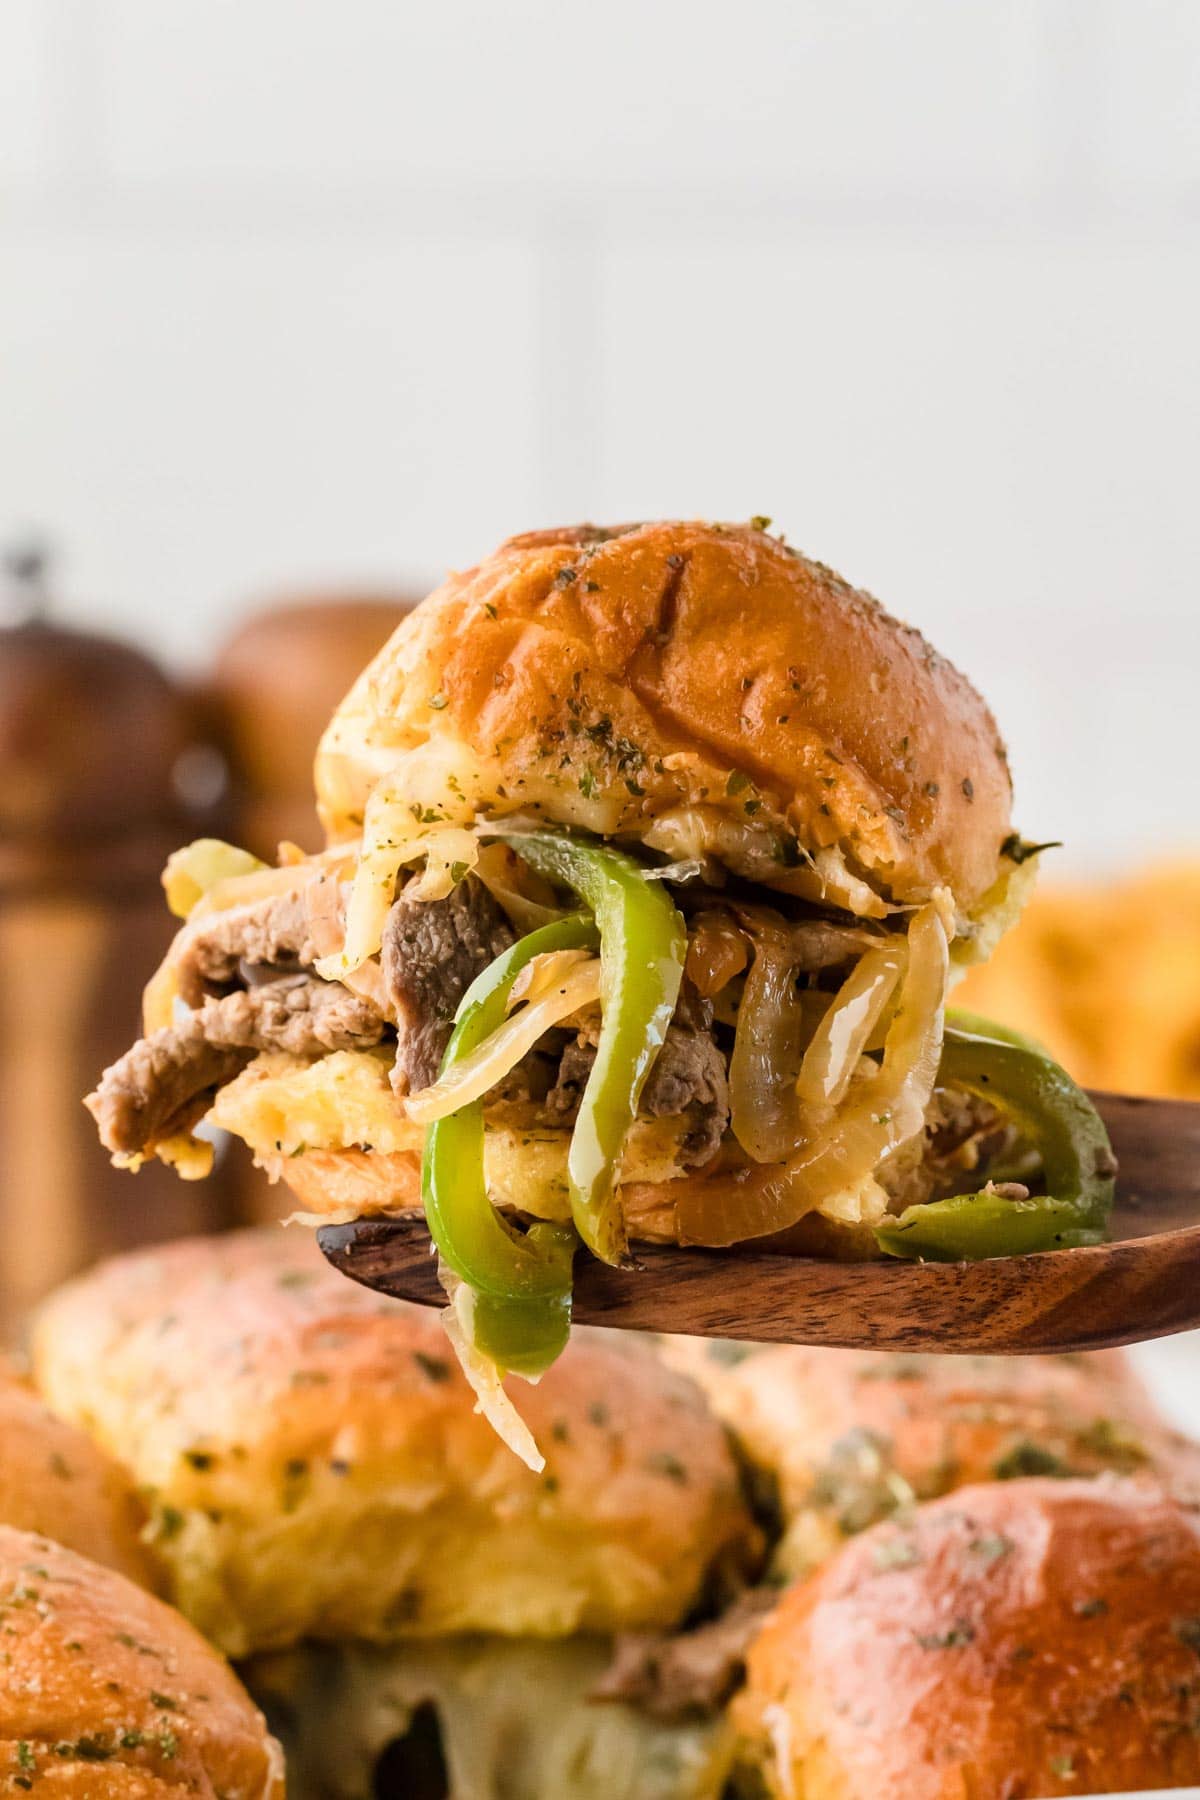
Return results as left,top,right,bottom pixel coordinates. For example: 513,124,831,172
0,541,236,1333
211,591,415,858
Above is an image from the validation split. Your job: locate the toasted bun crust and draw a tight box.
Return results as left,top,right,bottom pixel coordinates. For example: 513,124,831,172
0,1364,160,1591
0,1524,282,1797
736,1478,1200,1798
316,522,1012,913
33,1230,758,1658
265,1144,692,1241
673,1343,1199,1579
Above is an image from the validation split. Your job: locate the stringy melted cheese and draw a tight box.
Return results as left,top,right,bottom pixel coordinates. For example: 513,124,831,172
246,1636,733,1800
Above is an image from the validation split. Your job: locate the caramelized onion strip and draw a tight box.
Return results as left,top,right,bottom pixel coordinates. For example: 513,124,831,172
796,942,906,1108
675,904,948,1245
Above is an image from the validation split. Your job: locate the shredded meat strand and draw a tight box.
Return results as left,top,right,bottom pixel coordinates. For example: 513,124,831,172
177,889,320,1005
86,977,384,1157
381,876,516,1094
544,1011,730,1168
591,1589,777,1721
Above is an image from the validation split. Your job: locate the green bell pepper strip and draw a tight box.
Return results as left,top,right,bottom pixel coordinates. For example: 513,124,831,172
875,1020,1116,1262
945,1008,1046,1056
422,913,598,1375
503,834,687,1264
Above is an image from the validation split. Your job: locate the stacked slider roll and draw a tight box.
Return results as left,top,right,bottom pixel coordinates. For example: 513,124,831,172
32,1230,762,1800
86,522,1121,1463
27,1238,1200,1798
0,1363,281,1793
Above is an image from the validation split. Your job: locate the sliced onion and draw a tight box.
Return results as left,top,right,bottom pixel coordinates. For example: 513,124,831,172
404,958,602,1125
408,828,481,903
508,949,595,1010
675,903,948,1246
441,1278,544,1473
685,909,749,998
473,841,566,934
642,858,706,884
796,942,905,1107
331,740,497,975
729,926,809,1163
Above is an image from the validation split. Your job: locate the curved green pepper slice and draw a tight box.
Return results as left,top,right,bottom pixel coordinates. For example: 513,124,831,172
875,1019,1116,1262
504,834,687,1265
422,913,598,1375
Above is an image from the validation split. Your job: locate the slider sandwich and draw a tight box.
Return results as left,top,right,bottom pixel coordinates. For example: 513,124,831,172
87,522,1116,1456
669,1341,1199,1580
0,1526,281,1795
34,1231,763,1800
0,1360,161,1590
732,1478,1200,1797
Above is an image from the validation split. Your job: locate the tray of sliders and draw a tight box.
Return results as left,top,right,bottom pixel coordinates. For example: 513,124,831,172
57,517,1200,1796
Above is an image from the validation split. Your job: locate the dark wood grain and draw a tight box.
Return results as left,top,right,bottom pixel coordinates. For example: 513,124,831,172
316,1090,1200,1355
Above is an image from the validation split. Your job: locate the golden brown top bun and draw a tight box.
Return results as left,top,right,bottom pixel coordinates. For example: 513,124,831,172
316,521,1013,914
0,1523,282,1797
0,1362,160,1592
735,1478,1200,1798
672,1342,1198,1578
33,1230,758,1659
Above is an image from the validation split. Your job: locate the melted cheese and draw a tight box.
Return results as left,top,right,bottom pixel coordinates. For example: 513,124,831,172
246,1636,733,1800
209,1050,693,1218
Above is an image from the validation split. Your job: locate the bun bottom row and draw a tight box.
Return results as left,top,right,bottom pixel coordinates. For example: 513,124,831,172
3,1227,1199,1799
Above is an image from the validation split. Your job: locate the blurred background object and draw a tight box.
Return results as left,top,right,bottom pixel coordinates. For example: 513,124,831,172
0,541,236,1328
210,593,413,858
956,861,1200,1099
1,2,1197,868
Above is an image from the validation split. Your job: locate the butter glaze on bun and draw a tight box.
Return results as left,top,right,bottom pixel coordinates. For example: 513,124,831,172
672,1342,1199,1578
0,1363,160,1591
0,1524,282,1797
33,1230,759,1658
317,521,1013,915
735,1478,1200,1798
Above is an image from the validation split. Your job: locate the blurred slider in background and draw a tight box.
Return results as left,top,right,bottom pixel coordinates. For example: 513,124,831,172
27,1230,1200,1798
33,1229,762,1800
957,862,1200,1101
0,539,235,1327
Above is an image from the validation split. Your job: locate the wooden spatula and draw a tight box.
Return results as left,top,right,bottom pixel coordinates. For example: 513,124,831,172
317,1091,1200,1355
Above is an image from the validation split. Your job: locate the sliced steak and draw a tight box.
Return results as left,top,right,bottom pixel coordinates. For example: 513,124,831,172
176,888,320,1006
382,875,516,1094
591,1589,776,1722
881,1084,1025,1215
86,976,384,1158
86,1020,250,1159
544,988,730,1168
197,976,384,1057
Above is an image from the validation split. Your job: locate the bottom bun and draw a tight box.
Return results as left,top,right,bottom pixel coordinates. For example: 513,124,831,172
271,1149,872,1256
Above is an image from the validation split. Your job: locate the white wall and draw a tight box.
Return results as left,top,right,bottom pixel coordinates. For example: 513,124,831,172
2,0,1198,867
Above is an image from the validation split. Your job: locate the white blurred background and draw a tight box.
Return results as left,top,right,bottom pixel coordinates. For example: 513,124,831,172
2,2,1200,1417
1,0,1198,866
